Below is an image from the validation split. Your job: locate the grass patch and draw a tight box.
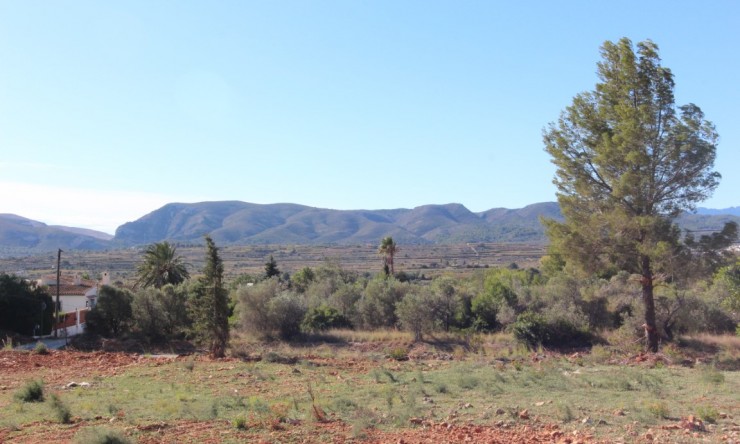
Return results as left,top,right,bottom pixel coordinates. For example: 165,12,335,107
387,347,409,361
72,427,132,444
695,405,719,423
2,344,740,441
645,400,670,419
700,365,725,385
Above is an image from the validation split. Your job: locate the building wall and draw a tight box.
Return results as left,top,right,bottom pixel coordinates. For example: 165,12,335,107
60,295,89,312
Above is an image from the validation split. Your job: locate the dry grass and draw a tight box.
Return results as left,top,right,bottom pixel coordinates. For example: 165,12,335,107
3,335,740,443
682,333,740,351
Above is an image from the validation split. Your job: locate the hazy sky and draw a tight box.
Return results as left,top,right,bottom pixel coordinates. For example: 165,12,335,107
1,1,739,234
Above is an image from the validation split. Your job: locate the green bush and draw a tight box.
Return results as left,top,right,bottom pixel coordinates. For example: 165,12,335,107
33,341,49,355
50,393,72,423
396,290,436,341
15,380,44,402
512,311,592,349
267,292,306,339
512,312,549,348
301,305,351,332
236,278,279,335
233,415,248,430
86,286,133,337
236,279,307,340
356,277,409,329
131,284,190,342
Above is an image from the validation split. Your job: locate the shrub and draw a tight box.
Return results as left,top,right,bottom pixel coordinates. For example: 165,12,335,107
233,415,248,430
50,393,72,423
132,287,168,341
131,284,190,342
267,292,306,339
512,311,592,349
263,351,298,364
395,289,436,341
33,341,49,355
301,305,351,332
696,405,719,424
646,401,670,419
387,347,409,361
357,277,408,329
15,380,44,402
512,312,549,348
85,286,133,337
470,292,499,331
470,272,520,331
237,278,279,335
235,279,307,340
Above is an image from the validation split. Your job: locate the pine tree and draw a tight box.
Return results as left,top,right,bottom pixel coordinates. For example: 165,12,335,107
264,255,280,279
191,235,229,357
543,38,723,352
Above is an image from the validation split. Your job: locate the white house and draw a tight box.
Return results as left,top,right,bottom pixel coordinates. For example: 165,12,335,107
37,272,111,312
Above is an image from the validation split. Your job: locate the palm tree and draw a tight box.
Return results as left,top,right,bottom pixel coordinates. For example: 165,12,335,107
378,236,398,276
135,241,191,289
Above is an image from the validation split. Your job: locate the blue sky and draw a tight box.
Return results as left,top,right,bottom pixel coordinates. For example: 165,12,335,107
1,1,739,234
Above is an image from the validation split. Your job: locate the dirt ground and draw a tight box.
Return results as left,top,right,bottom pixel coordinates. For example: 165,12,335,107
0,349,736,443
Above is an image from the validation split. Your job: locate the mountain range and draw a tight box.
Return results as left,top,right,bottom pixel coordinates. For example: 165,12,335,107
1,202,738,251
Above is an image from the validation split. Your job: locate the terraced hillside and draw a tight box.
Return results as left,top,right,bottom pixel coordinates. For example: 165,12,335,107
0,242,547,284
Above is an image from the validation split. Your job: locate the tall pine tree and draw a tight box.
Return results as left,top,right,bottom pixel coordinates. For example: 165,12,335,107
191,235,229,357
543,38,722,352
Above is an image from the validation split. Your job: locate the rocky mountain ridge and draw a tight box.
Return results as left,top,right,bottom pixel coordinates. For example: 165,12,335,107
1,202,738,251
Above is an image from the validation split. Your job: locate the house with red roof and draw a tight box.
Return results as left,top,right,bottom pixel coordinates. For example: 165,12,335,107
36,271,111,312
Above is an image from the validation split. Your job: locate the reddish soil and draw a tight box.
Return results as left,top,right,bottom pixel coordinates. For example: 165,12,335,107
1,350,733,443
0,350,598,443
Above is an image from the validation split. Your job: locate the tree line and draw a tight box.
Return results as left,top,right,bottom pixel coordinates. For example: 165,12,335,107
2,37,738,354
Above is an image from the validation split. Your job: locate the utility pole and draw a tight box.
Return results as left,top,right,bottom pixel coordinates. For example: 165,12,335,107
54,249,62,338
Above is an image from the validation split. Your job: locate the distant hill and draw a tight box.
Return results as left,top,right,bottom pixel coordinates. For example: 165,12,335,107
0,214,112,251
697,207,740,217
675,212,740,236
2,202,738,251
113,201,564,246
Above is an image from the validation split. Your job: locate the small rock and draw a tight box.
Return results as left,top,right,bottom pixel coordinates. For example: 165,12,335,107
581,417,591,424
495,408,506,415
518,409,529,420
